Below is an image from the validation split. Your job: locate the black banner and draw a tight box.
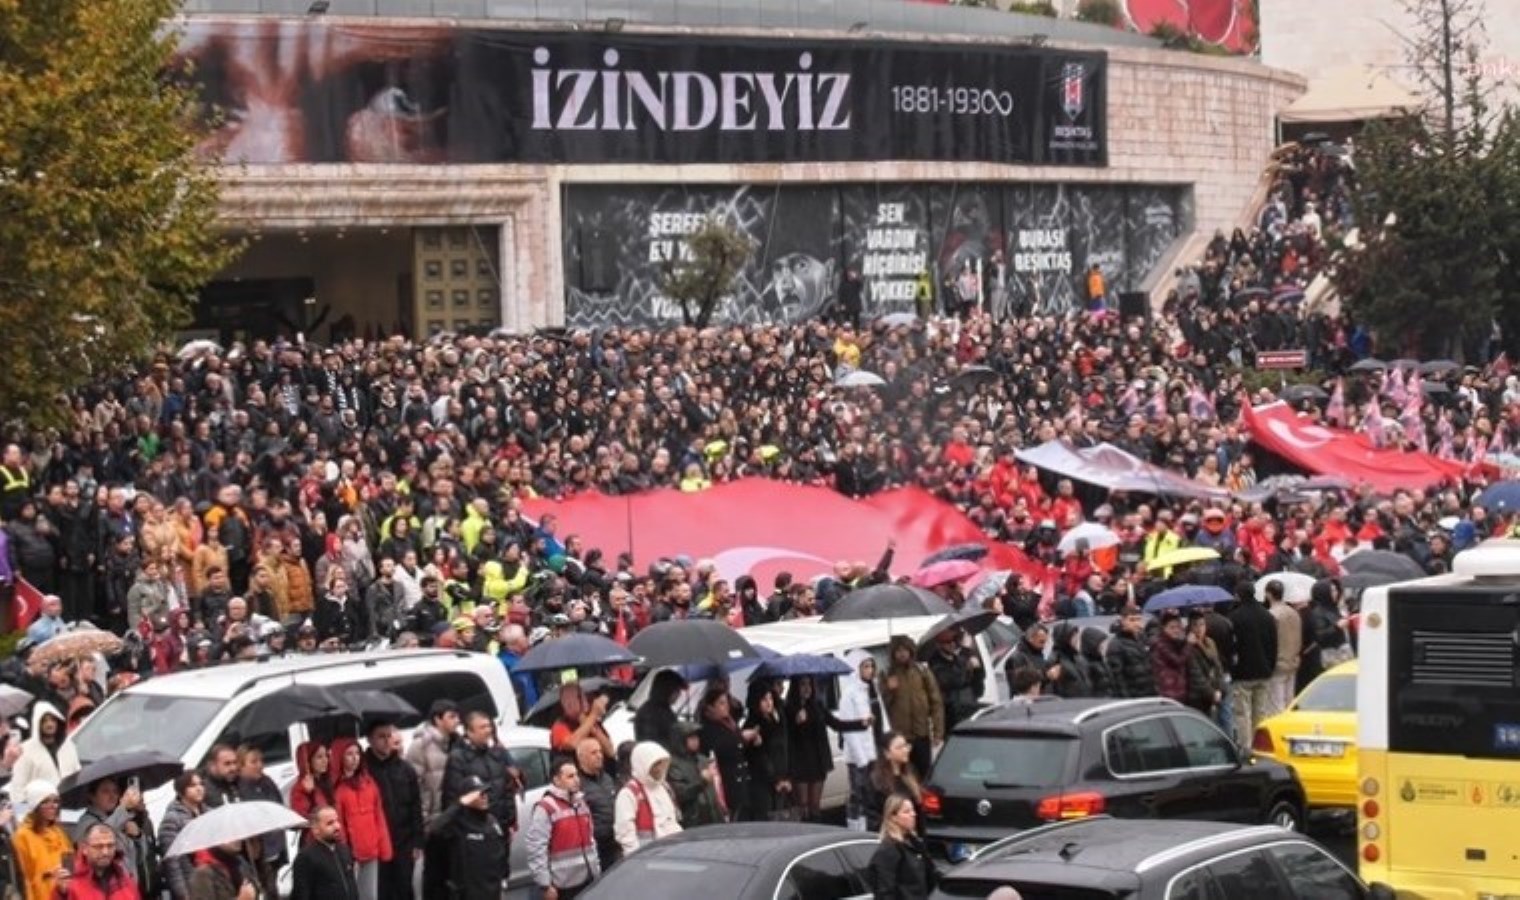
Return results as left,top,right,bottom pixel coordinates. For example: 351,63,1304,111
173,22,1107,166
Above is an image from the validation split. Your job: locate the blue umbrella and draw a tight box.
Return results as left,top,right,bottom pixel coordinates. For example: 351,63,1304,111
1478,480,1520,514
755,653,853,680
1143,584,1232,614
921,543,991,567
676,644,780,682
514,633,640,673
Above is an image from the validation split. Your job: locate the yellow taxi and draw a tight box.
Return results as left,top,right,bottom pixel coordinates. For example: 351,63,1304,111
1251,659,1358,809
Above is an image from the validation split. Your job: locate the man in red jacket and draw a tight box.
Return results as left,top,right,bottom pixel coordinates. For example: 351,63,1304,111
58,824,140,900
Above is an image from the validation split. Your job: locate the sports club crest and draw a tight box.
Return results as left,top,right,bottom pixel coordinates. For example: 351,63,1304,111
1061,62,1086,120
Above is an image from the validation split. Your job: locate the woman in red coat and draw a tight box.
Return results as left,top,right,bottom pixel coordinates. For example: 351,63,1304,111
330,737,392,900
289,741,334,823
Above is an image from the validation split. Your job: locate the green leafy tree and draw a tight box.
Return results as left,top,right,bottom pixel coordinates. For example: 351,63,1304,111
1333,0,1520,359
0,0,235,426
656,216,755,329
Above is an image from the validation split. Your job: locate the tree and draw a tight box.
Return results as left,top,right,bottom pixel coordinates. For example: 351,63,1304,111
656,216,755,329
1076,0,1123,27
0,0,235,427
1331,0,1520,359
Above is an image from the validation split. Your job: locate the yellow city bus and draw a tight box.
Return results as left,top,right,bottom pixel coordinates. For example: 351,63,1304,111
1356,538,1520,898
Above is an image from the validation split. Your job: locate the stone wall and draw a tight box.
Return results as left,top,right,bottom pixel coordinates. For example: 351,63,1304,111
209,21,1303,329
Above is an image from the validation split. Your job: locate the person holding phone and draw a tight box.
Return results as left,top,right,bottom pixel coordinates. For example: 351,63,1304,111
13,780,71,900
548,684,613,760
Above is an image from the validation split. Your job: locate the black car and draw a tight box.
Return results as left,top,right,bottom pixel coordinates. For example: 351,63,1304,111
922,697,1306,861
580,822,879,900
930,816,1393,899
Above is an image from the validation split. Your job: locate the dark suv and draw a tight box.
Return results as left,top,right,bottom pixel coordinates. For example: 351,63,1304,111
922,697,1306,862
930,817,1393,899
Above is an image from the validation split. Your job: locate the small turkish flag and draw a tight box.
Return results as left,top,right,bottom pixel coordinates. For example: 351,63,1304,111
13,577,43,631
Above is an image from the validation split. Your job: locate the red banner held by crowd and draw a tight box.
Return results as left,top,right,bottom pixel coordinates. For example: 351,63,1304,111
522,479,1044,589
1243,402,1476,494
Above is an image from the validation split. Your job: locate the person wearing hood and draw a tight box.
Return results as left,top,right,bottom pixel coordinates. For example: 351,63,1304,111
612,742,680,855
664,721,725,831
331,737,392,900
13,702,80,792
879,636,943,778
14,780,72,900
1300,579,1352,692
1078,628,1113,698
290,741,335,823
835,649,882,831
1048,622,1093,698
523,757,599,900
187,837,259,900
632,670,686,757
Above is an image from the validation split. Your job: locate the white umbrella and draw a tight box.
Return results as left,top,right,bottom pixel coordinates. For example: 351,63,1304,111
1254,571,1317,604
1057,522,1121,554
837,370,887,388
164,801,306,858
175,339,223,361
0,685,31,720
877,312,918,328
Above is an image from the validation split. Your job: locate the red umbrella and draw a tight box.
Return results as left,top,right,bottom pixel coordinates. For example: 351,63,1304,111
912,559,980,589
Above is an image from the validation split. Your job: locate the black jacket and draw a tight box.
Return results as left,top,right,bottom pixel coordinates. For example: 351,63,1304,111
291,839,358,900
1104,631,1155,699
366,749,424,854
430,805,508,900
633,700,680,756
1227,600,1279,681
442,739,517,830
926,648,984,731
869,834,933,900
201,772,242,809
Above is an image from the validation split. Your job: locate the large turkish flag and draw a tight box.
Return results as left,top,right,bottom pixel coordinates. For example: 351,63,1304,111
522,479,1044,587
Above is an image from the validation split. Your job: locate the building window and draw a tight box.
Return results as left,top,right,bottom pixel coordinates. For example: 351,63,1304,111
451,289,469,308
425,290,444,310
424,260,442,280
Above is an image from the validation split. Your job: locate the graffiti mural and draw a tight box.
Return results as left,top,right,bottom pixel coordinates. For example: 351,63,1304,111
562,182,1191,327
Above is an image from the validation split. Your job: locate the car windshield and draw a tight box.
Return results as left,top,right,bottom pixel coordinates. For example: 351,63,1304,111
1295,673,1356,713
933,734,1073,789
593,858,754,899
70,693,224,766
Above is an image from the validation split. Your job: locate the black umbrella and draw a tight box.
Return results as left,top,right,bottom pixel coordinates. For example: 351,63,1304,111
1301,131,1331,144
921,543,990,567
1233,286,1269,303
916,609,998,659
629,620,761,669
230,683,353,738
951,365,1000,389
1420,359,1460,376
1341,550,1426,582
346,691,422,726
1281,384,1328,403
59,750,184,806
1348,358,1387,372
820,583,954,622
515,633,639,673
1421,380,1450,397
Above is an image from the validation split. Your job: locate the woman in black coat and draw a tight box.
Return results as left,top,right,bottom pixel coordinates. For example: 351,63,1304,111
742,685,791,820
870,793,933,900
697,687,755,822
784,676,834,822
1049,622,1093,698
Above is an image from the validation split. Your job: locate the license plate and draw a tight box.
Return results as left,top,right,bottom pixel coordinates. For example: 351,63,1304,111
948,842,980,862
1288,739,1346,758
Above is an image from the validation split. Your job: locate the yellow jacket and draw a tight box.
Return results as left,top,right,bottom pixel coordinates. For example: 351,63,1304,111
14,821,71,900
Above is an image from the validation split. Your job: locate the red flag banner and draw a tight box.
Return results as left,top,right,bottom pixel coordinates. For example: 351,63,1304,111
522,479,1043,587
1243,402,1476,493
13,577,42,631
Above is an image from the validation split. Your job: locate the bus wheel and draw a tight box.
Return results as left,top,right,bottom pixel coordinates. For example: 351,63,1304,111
1267,798,1303,832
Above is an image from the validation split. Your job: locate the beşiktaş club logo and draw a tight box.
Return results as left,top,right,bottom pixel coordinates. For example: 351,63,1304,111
530,46,853,132
1061,61,1086,120
1051,60,1097,151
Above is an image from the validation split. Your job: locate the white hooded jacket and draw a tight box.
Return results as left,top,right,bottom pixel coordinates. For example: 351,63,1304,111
836,649,881,767
13,702,80,793
613,741,681,854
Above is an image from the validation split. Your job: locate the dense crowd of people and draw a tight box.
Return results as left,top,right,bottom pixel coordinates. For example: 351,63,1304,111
0,138,1513,900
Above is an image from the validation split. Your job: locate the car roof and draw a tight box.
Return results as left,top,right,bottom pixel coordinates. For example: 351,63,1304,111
121,649,487,699
639,823,872,865
739,615,947,655
958,697,1187,735
954,817,1287,881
